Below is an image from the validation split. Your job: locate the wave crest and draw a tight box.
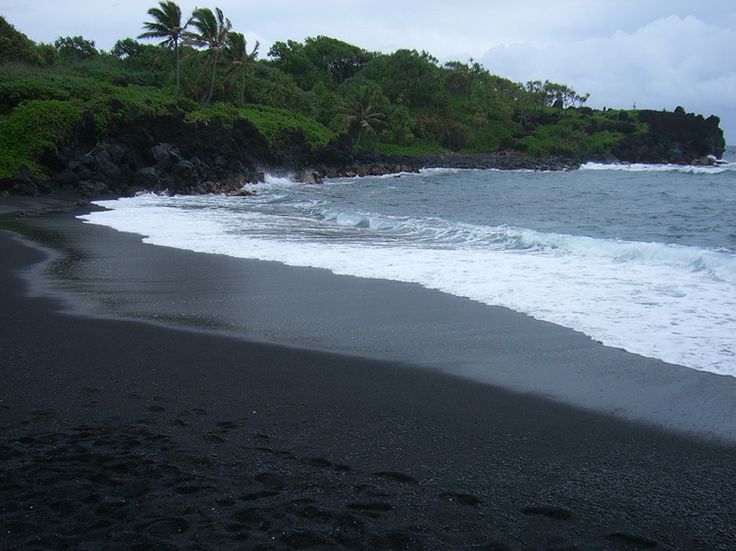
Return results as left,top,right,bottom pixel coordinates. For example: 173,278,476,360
581,161,734,174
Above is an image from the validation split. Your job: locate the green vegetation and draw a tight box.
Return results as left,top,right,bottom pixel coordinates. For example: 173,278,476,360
2,3,688,182
185,7,232,105
0,16,51,66
183,102,334,150
138,1,188,95
514,109,648,157
223,32,259,105
0,67,184,177
0,99,82,177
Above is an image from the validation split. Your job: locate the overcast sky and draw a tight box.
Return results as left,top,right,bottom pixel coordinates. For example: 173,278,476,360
2,0,734,143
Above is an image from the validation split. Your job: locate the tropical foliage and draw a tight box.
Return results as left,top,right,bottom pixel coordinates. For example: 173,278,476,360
224,31,259,105
338,81,387,145
0,4,674,180
138,0,188,95
184,7,232,104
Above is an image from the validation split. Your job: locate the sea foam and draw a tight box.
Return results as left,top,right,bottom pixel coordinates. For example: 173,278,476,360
581,161,734,174
81,191,736,377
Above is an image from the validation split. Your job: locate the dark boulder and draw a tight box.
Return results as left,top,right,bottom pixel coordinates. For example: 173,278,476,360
93,149,122,181
133,167,159,189
227,189,255,197
55,169,79,188
99,141,126,165
78,180,110,197
192,180,219,194
613,110,725,163
1,166,53,196
151,143,181,172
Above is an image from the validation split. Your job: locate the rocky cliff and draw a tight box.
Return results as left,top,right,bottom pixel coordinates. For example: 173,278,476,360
613,109,725,164
0,107,727,198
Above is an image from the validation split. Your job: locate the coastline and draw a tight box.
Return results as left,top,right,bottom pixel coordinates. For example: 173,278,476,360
2,205,736,548
14,205,736,444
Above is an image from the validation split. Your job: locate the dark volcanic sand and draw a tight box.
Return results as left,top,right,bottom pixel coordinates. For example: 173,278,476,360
19,210,736,443
1,214,736,550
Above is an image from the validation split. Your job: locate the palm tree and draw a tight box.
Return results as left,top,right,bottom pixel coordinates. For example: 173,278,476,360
185,7,232,105
224,32,259,104
339,84,386,146
138,1,188,95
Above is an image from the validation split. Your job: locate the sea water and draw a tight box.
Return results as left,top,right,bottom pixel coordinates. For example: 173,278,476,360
80,147,736,377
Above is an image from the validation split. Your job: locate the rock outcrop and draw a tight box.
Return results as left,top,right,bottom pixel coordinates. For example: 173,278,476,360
1,115,272,197
613,109,725,164
0,106,727,197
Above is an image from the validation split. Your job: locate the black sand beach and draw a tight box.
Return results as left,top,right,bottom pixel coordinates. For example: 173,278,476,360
2,205,736,550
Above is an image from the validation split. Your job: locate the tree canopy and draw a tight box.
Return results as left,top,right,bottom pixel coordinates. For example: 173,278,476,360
138,0,189,94
1,3,667,166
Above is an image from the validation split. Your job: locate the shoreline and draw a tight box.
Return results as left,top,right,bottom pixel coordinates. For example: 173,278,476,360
2,210,736,549
2,212,736,548
12,204,736,445
4,149,731,199
3,152,584,197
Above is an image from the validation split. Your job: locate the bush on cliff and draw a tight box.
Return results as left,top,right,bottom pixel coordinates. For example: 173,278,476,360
184,102,334,150
0,100,83,178
0,10,727,189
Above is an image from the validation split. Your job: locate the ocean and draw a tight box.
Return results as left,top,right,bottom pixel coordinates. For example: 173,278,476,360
80,147,736,377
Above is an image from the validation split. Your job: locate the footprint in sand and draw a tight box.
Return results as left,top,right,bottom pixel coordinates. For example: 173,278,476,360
254,472,286,489
346,502,393,512
439,491,481,506
216,420,238,430
173,484,210,495
254,446,296,459
280,530,329,549
138,516,190,536
521,505,574,520
605,531,660,549
239,490,280,501
202,432,225,443
301,456,334,468
372,471,419,485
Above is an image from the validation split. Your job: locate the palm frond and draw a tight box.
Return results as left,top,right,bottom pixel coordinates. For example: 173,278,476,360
138,1,185,45
186,6,232,104
138,1,187,95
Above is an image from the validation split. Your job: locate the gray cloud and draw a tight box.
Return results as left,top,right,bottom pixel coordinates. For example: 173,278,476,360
481,14,736,141
2,0,734,142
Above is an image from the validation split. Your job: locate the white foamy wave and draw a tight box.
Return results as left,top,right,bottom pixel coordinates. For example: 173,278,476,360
418,167,543,175
238,173,301,192
581,161,734,174
304,209,736,283
371,171,423,179
334,212,370,228
264,173,298,185
419,167,465,175
80,194,736,377
511,227,736,284
324,171,426,184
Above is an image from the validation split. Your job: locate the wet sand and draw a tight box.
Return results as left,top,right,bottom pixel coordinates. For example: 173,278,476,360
1,207,736,550
21,209,736,443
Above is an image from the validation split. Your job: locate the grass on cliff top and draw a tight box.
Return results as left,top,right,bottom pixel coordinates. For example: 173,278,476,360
184,102,335,151
0,67,184,127
0,67,187,178
0,99,83,178
0,67,335,179
516,109,648,157
365,140,449,156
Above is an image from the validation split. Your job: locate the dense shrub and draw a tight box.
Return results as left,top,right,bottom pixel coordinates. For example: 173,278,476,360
1,11,712,179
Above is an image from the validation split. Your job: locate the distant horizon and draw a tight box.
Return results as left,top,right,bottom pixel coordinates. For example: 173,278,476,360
2,0,734,142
